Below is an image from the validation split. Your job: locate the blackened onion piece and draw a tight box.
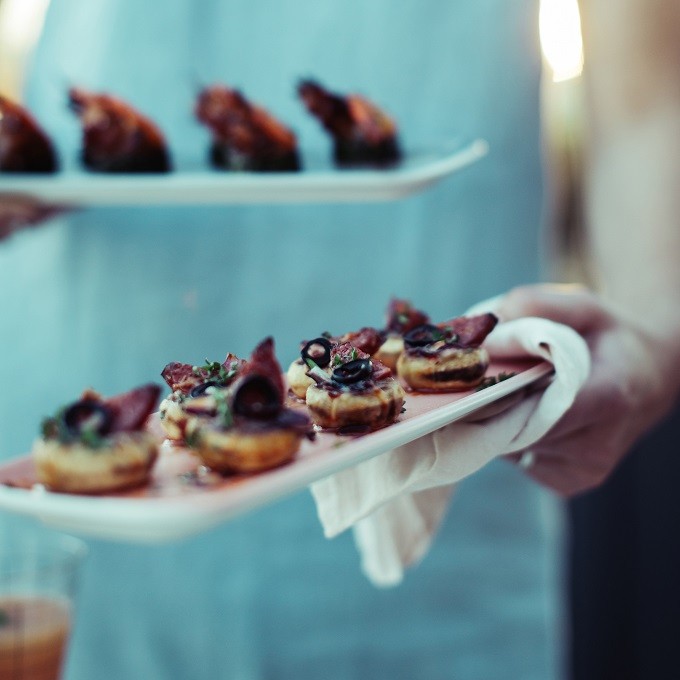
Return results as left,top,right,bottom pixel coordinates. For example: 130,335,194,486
301,337,333,368
403,324,448,348
275,408,313,435
232,375,281,419
63,400,112,436
331,358,372,385
190,380,220,398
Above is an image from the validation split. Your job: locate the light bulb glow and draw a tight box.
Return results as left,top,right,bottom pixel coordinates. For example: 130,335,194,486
539,0,584,82
0,0,51,55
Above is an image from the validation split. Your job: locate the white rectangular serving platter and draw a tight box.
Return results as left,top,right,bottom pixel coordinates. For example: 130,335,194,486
0,360,551,543
0,139,488,206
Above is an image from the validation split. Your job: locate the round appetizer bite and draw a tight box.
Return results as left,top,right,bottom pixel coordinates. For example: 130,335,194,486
287,327,383,401
195,84,301,172
68,87,171,172
373,298,431,371
298,79,401,167
159,354,244,442
305,342,405,432
33,384,161,494
186,338,312,473
287,335,335,400
0,96,58,173
396,313,498,392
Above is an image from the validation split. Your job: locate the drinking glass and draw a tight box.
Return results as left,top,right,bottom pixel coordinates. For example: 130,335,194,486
0,526,86,680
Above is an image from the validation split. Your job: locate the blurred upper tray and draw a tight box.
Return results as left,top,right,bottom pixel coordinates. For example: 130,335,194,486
0,139,488,206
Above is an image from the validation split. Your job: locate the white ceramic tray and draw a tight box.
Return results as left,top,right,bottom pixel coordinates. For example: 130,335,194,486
0,139,488,206
0,360,551,543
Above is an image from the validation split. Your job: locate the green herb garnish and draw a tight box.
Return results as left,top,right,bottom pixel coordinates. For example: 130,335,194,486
0,609,9,627
78,427,106,448
332,347,358,367
438,327,460,344
41,415,63,440
192,359,239,386
40,408,108,449
209,388,234,429
184,427,201,448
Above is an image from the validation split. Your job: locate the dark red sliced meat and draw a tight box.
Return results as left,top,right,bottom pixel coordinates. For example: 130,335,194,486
337,327,383,355
370,359,393,382
385,298,430,335
161,362,198,392
239,337,286,402
331,342,370,364
330,343,393,381
438,313,498,347
161,353,244,393
105,384,162,432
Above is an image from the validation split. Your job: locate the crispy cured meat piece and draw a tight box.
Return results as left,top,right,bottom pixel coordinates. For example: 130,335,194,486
235,337,288,403
102,384,162,432
0,96,58,173
161,354,244,395
333,327,384,356
195,85,301,172
298,79,401,167
438,313,499,348
68,88,171,173
384,298,430,335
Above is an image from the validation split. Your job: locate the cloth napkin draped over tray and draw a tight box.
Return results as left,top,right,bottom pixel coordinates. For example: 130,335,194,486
310,316,590,586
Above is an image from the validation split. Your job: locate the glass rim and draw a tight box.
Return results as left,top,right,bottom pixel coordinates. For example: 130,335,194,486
0,533,87,580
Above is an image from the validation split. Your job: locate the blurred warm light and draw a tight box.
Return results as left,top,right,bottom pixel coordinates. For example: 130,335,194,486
539,0,584,82
0,0,50,52
0,0,51,99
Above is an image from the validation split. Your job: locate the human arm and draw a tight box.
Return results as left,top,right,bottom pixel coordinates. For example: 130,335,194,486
498,0,680,495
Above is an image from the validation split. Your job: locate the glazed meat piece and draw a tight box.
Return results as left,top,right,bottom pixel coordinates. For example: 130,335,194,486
68,88,171,172
0,96,58,173
195,85,300,172
298,79,401,167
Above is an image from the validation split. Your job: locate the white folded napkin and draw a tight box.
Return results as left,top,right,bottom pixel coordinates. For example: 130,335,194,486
310,316,591,587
